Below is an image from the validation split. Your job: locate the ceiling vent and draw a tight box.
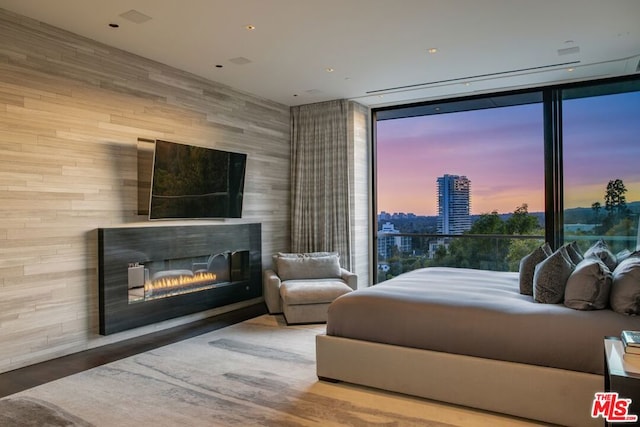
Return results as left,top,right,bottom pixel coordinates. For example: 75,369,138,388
557,46,580,56
366,61,579,95
119,9,152,24
229,57,252,65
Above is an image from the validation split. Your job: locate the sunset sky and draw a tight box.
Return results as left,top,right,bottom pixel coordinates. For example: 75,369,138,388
376,91,640,217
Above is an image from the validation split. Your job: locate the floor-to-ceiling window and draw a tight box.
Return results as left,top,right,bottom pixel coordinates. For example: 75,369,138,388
373,76,640,283
375,92,545,282
562,81,640,255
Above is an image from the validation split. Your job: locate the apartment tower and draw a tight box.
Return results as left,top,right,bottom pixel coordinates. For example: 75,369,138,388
437,174,471,234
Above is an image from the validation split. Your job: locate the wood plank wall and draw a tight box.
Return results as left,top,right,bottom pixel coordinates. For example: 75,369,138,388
349,101,371,287
0,9,291,373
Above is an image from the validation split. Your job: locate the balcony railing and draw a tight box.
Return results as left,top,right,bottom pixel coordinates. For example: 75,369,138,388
376,231,638,284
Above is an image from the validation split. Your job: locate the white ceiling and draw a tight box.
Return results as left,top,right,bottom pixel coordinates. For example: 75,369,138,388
1,0,639,107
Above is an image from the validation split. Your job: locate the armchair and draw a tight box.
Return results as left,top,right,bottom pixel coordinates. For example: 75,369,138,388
264,252,357,324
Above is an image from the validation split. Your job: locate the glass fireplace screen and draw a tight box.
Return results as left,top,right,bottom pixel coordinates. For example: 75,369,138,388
127,250,250,303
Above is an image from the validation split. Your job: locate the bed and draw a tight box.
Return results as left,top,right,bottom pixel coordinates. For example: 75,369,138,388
316,267,640,427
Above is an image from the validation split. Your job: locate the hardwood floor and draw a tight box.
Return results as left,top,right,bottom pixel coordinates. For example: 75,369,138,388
0,303,267,398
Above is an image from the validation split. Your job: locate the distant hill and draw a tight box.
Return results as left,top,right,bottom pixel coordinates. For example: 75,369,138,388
564,201,640,224
378,201,640,233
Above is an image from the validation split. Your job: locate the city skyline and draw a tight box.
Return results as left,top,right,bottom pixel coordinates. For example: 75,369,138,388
376,91,640,217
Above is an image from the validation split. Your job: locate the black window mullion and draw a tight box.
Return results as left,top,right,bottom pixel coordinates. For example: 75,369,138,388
543,89,563,250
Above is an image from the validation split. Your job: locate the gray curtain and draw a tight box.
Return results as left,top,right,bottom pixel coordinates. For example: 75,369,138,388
290,99,351,269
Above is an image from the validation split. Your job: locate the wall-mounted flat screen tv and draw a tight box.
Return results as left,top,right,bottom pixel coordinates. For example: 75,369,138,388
149,140,247,219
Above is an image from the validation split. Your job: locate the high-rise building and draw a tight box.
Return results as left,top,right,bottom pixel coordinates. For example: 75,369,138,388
437,174,471,235
377,222,412,258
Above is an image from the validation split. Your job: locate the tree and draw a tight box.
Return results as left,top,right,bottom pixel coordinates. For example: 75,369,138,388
596,179,632,235
605,179,628,217
591,202,601,222
447,211,509,270
431,205,543,272
506,204,539,235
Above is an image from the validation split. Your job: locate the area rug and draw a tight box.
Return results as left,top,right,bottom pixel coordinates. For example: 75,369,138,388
0,315,541,426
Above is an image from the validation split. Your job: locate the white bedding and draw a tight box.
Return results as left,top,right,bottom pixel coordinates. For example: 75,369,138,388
326,267,640,374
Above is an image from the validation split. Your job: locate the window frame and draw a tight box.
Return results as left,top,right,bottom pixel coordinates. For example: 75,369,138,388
371,74,640,281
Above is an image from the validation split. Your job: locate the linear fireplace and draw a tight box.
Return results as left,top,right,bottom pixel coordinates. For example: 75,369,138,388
126,251,249,303
98,223,261,335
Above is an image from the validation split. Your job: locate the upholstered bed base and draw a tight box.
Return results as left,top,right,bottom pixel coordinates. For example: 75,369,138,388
316,334,602,427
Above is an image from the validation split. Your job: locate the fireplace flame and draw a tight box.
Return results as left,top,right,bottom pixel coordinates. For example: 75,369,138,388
145,272,217,296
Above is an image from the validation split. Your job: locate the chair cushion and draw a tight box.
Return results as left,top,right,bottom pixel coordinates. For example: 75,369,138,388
280,280,352,305
273,252,339,274
276,254,341,281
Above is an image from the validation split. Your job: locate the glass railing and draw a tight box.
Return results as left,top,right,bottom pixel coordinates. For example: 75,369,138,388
376,230,639,284
564,234,638,257
376,233,545,284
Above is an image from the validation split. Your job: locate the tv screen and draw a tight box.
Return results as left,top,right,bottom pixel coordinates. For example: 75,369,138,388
149,140,246,219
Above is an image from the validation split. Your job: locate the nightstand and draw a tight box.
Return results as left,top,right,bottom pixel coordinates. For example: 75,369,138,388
603,337,640,425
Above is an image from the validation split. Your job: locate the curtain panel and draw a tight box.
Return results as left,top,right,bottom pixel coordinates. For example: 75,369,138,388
290,99,351,269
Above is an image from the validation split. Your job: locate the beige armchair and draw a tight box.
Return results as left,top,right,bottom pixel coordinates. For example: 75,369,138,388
263,252,357,324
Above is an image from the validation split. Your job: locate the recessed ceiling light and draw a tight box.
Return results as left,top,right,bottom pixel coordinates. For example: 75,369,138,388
567,67,575,72
325,67,335,73
108,23,119,28
245,24,256,30
428,48,438,54
215,65,223,68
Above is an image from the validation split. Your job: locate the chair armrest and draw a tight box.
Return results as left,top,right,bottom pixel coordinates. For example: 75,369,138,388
340,268,358,290
263,269,283,313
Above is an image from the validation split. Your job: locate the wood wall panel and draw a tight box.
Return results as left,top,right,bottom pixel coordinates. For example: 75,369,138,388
348,101,371,287
0,8,291,373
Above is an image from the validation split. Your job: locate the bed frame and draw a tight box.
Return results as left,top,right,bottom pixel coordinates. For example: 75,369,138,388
316,334,602,427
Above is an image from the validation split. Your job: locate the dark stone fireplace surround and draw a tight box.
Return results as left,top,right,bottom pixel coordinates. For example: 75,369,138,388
98,223,262,335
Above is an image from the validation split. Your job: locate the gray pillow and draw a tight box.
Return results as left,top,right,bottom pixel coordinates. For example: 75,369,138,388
518,243,551,296
616,249,640,264
564,258,612,310
533,246,575,304
584,240,617,271
564,241,584,265
273,252,339,273
276,255,341,281
610,256,640,315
